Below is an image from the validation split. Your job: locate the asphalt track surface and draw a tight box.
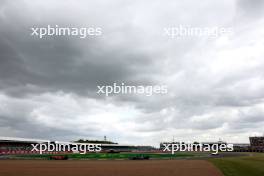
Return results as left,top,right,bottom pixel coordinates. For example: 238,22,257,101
0,160,223,176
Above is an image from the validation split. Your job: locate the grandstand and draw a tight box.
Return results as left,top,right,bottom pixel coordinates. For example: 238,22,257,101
0,137,49,154
232,136,264,152
249,136,264,152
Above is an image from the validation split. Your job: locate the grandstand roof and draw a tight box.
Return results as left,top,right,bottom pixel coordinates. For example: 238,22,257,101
0,137,49,143
0,137,135,147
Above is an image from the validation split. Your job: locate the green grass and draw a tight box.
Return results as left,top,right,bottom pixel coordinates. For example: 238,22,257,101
14,152,199,160
209,153,264,176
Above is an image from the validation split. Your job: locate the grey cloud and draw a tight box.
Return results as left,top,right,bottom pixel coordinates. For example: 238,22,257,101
237,0,264,18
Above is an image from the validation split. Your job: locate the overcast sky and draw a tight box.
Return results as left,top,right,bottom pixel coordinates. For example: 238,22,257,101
0,0,264,145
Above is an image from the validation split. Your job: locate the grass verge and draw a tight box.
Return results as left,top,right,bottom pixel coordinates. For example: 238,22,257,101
209,153,264,176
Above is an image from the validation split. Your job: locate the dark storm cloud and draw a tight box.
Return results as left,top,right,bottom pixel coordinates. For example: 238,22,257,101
0,34,151,96
0,0,159,97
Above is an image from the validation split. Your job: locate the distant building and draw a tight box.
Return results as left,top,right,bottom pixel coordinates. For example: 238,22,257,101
233,143,250,152
233,136,264,152
249,136,264,147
